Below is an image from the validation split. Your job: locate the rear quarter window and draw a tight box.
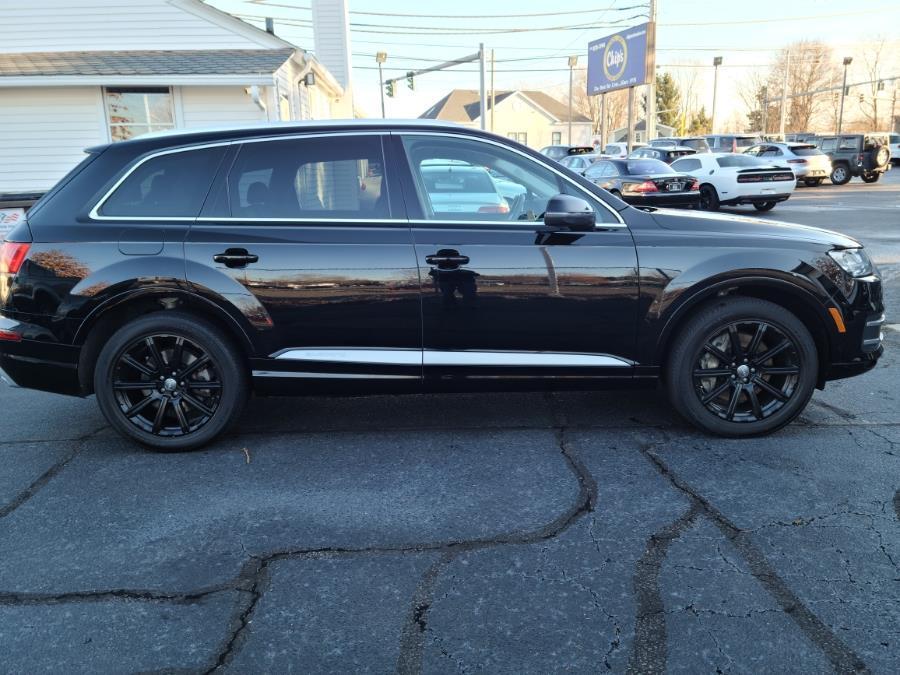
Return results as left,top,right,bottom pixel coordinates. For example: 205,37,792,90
98,147,225,217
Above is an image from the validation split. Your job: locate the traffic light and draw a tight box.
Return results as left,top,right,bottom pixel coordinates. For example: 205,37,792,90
406,71,415,91
385,80,394,98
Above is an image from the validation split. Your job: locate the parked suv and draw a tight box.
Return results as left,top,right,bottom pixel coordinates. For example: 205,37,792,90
650,136,711,153
705,134,762,153
816,134,891,184
0,120,883,450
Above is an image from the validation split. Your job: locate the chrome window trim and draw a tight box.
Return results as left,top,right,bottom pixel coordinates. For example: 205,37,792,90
252,370,418,380
271,347,633,368
399,131,625,227
88,130,391,222
89,128,627,228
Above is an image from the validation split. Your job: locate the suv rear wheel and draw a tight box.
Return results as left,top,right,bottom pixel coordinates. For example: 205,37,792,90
94,312,248,451
666,297,817,437
830,164,851,185
861,172,881,183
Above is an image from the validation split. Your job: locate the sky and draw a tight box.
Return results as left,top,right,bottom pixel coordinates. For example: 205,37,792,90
209,0,900,129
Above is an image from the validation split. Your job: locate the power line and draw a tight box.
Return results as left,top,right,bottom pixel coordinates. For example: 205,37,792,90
665,5,900,26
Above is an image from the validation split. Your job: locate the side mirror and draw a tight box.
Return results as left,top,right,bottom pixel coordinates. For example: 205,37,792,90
543,194,595,231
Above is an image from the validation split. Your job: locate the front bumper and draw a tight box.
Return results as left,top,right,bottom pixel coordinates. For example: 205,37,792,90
0,314,82,396
822,276,885,383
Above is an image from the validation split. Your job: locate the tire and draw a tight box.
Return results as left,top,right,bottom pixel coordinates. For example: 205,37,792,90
699,184,720,210
874,145,889,167
861,172,881,184
803,178,823,187
93,312,248,451
665,297,817,437
830,164,851,185
753,201,777,212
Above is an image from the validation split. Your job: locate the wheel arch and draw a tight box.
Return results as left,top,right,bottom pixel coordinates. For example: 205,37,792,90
656,277,833,387
75,289,256,395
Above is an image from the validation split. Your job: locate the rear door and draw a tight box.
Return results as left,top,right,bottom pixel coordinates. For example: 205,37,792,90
185,132,422,390
393,132,639,388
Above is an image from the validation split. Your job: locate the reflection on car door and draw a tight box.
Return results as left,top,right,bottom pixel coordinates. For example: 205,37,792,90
393,133,640,389
185,132,422,391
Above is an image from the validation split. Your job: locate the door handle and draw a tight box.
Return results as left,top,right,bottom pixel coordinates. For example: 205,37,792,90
213,248,259,268
425,254,470,265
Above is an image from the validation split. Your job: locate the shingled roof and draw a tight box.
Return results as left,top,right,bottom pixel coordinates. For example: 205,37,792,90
420,89,591,124
0,49,294,77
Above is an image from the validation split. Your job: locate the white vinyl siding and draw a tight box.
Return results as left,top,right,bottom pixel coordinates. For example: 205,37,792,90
0,87,107,194
179,86,268,127
0,0,283,53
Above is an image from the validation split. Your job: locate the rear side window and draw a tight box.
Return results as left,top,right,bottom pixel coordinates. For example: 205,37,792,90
227,136,388,219
792,146,823,156
839,137,860,150
672,158,701,171
820,138,837,152
99,147,225,217
716,155,766,168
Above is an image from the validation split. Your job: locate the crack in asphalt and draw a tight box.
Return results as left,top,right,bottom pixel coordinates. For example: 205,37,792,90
0,424,108,520
396,554,450,675
639,438,871,674
894,490,900,522
625,502,702,675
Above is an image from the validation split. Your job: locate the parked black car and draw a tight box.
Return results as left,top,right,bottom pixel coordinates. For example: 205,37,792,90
815,134,891,184
0,120,884,450
584,158,699,208
649,136,711,153
629,145,697,164
538,145,595,162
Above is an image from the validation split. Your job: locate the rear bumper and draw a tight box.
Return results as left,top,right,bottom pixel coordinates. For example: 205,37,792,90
0,314,82,396
721,192,792,206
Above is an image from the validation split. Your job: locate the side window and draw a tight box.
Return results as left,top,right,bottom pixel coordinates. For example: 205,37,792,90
672,158,701,172
839,136,859,151
821,138,837,152
401,135,617,224
584,162,605,179
744,145,761,156
99,146,225,217
227,135,388,219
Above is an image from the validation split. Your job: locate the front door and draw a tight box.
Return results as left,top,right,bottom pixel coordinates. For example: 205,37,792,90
394,133,639,388
185,132,422,390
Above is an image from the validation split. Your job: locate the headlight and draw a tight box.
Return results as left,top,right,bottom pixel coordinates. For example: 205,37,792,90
827,248,873,277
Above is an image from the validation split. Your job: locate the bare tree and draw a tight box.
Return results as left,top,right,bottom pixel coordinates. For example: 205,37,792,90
766,40,837,132
571,71,628,137
671,65,701,135
859,37,888,129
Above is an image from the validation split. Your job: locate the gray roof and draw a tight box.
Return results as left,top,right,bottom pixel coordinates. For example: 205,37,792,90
420,89,591,124
0,49,295,77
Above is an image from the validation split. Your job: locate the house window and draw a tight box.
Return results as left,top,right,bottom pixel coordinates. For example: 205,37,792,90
104,87,175,141
506,132,527,145
552,132,562,145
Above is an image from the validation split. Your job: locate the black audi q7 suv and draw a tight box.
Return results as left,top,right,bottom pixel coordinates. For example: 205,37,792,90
0,121,884,450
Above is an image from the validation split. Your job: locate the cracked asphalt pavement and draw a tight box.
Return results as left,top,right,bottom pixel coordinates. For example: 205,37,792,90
2,173,899,673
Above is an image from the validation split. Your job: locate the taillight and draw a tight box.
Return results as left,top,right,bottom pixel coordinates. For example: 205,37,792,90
0,329,22,342
478,204,510,214
787,159,807,164
857,153,865,163
0,242,30,275
626,180,659,194
690,180,700,191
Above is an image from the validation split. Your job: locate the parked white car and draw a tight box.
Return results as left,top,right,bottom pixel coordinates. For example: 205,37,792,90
600,142,646,159
670,153,796,212
743,142,832,187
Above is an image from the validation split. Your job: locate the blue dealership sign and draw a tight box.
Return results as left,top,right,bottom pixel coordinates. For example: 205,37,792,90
587,22,656,95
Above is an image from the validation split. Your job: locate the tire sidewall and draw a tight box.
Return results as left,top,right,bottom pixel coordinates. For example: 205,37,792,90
94,312,247,451
666,298,818,437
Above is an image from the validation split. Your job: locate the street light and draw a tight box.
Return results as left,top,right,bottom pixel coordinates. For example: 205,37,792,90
711,56,723,134
567,55,578,145
376,51,387,119
838,56,852,134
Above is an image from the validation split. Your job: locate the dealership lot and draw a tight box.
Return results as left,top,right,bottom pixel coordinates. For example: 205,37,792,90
1,173,898,673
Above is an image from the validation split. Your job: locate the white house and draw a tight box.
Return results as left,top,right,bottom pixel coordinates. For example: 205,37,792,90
420,89,593,149
0,0,351,201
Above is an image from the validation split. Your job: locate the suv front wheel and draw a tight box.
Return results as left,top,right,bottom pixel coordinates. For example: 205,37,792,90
94,312,248,451
830,164,851,185
666,297,817,437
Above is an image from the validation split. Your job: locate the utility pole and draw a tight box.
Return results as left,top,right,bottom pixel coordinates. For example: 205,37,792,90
711,56,722,134
761,86,768,135
599,92,606,150
567,55,578,145
479,43,487,131
490,49,495,132
779,50,790,137
375,51,387,118
838,56,853,134
627,87,635,152
891,88,897,133
647,0,657,141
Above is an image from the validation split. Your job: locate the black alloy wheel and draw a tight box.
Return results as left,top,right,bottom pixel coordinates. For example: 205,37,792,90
699,184,720,210
803,178,823,187
753,201,777,211
666,297,817,437
692,320,800,423
112,333,221,437
94,312,248,451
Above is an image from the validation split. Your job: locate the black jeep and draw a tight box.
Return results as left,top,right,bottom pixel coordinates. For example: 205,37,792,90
816,134,891,184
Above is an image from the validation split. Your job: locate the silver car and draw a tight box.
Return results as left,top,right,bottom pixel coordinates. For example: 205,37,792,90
421,164,510,215
744,142,832,187
558,153,602,175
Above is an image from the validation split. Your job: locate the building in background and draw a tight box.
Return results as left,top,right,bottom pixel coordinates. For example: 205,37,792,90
611,119,676,144
420,89,593,148
0,0,350,203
